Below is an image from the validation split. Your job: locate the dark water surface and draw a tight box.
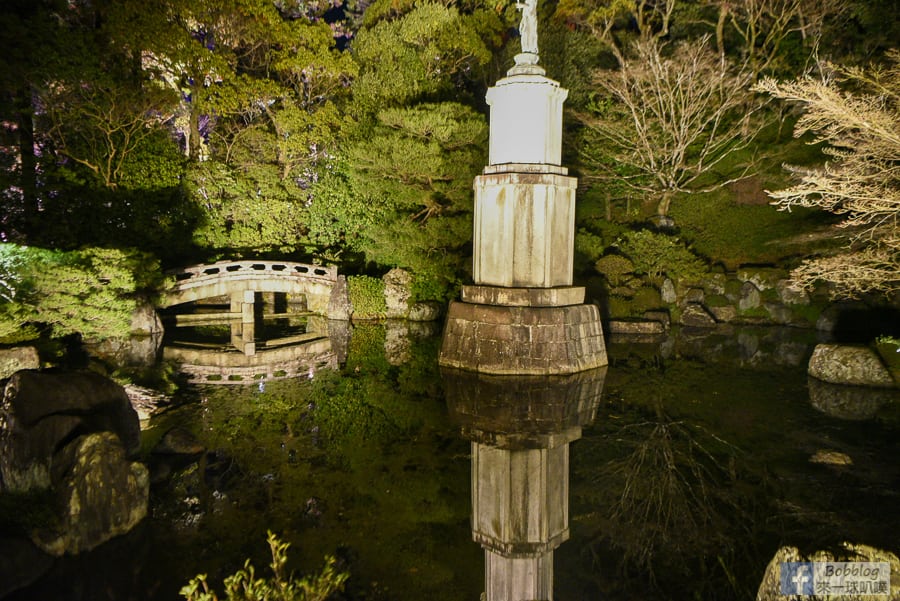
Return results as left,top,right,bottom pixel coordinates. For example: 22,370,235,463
7,324,900,600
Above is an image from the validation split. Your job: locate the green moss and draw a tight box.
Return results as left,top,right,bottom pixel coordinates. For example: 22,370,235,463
670,190,839,269
761,287,781,303
607,295,634,319
724,279,744,298
347,275,387,320
632,286,664,314
788,303,823,327
737,306,770,319
705,294,732,308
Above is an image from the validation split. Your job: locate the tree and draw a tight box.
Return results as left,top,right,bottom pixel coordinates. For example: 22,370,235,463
310,102,487,298
756,51,900,297
578,36,759,219
41,76,177,189
0,245,164,341
350,1,496,113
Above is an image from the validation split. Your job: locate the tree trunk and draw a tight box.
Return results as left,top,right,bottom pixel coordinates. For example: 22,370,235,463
15,82,38,234
656,190,673,217
189,84,201,162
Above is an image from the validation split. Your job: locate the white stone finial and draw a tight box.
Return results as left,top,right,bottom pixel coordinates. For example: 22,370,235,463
515,0,538,56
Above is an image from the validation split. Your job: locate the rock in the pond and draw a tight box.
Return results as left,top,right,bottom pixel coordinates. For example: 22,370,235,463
776,279,810,306
808,377,897,420
32,432,148,556
809,450,852,466
607,319,667,335
1,371,141,493
808,344,896,388
757,543,900,601
708,304,737,323
0,347,40,381
153,427,204,456
660,278,677,304
408,301,442,322
326,275,352,321
383,268,413,319
679,303,717,328
124,384,170,422
738,281,761,312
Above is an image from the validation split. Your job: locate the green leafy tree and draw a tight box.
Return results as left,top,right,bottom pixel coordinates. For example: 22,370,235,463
334,102,488,298
350,2,497,113
114,0,358,254
0,245,164,341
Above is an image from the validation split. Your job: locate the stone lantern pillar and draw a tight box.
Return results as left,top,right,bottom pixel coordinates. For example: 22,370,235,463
438,19,606,375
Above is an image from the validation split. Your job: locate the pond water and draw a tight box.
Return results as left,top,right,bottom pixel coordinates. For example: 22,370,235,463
7,322,900,601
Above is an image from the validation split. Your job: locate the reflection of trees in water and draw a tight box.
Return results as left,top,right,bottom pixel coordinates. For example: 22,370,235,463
575,402,766,598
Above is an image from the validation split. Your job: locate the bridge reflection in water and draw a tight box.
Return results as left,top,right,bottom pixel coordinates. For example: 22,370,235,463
442,367,607,601
163,315,349,385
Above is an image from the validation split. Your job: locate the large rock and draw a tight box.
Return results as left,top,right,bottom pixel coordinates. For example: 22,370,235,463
679,303,717,328
1,371,141,493
32,432,148,556
738,281,762,311
408,301,442,322
776,279,810,305
607,319,667,336
757,543,900,601
808,344,896,388
383,268,413,319
130,301,164,337
737,267,782,291
660,278,677,304
326,275,351,321
0,347,40,381
708,304,737,323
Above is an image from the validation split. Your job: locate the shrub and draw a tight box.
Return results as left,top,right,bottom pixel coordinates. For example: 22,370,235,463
0,244,163,341
347,275,387,320
594,254,635,286
616,230,708,284
180,531,348,601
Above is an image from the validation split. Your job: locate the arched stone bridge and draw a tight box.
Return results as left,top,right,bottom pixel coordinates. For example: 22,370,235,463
161,260,346,319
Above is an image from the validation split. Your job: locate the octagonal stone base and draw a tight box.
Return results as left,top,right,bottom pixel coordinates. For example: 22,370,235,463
438,289,607,375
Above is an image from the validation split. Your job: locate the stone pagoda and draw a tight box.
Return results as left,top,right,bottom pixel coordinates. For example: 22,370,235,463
438,0,607,374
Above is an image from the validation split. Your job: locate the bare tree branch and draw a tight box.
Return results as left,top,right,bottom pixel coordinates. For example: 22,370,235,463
755,50,900,297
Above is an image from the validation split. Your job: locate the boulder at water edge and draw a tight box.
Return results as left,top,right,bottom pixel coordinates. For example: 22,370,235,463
1,370,141,491
757,543,900,601
808,344,896,388
0,370,148,557
0,347,40,380
32,432,148,556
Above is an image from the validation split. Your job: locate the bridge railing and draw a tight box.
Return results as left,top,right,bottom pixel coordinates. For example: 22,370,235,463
169,260,338,289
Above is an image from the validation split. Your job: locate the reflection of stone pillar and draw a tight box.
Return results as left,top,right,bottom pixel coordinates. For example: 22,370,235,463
485,550,553,601
230,321,255,356
443,367,606,601
472,441,572,554
230,290,255,324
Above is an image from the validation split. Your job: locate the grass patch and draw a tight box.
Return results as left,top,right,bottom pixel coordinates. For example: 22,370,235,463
671,189,840,269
